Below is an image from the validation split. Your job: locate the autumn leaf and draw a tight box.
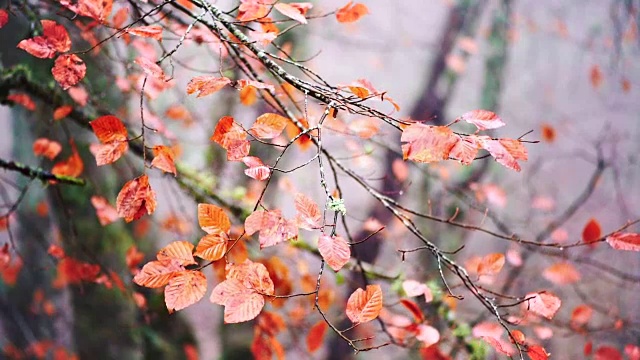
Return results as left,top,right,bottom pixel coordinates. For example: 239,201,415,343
399,299,425,323
336,1,368,23
525,291,561,320
460,110,505,131
90,196,119,226
198,203,231,234
53,105,73,120
527,345,550,360
349,118,379,139
17,20,70,59
590,65,603,88
541,124,556,143
156,241,197,266
151,145,177,175
236,79,275,92
401,124,459,163
242,156,271,181
133,258,184,288
582,218,602,245
33,138,62,160
346,284,383,324
478,137,528,172
51,54,86,90
274,3,309,24
317,234,350,271
477,253,505,276
605,232,640,251
306,321,327,352
237,0,271,22
570,304,593,327
195,229,227,261
7,93,36,111
164,270,207,312
543,262,581,285
449,135,480,165
250,113,288,139
416,325,440,347
127,25,163,41
187,75,231,97
211,116,250,161
89,115,129,165
0,9,8,28
135,57,167,81
294,193,322,230
60,0,113,22
245,209,298,248
116,174,157,222
51,142,84,178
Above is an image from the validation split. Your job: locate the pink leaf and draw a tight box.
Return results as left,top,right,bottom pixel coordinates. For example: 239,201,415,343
606,232,640,251
461,110,505,130
317,234,350,271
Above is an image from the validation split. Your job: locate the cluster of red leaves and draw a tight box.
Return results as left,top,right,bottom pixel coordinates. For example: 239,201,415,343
401,110,528,171
89,115,129,166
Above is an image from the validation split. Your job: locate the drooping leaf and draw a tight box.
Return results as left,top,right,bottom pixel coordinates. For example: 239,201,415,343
345,284,383,324
399,299,424,323
336,1,368,23
274,3,309,24
164,270,207,312
198,203,231,234
582,218,602,245
17,20,70,59
59,0,113,22
527,345,550,360
525,291,561,320
401,124,459,163
90,196,119,226
33,138,62,160
606,232,640,251
242,156,271,181
195,229,227,261
237,0,271,22
187,75,231,97
52,54,86,90
151,145,177,175
116,174,157,222
477,253,505,276
127,25,163,41
51,142,83,178
90,142,128,166
306,321,327,353
460,110,505,131
133,259,184,288
543,262,581,285
294,193,322,230
210,116,250,161
156,241,196,266
250,113,288,139
135,57,167,81
317,234,350,271
478,137,528,172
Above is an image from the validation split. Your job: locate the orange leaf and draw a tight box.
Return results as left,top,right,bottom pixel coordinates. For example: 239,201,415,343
582,218,602,244
187,75,231,97
211,116,250,161
590,65,603,88
51,142,83,178
401,124,459,163
90,115,128,143
151,145,177,175
605,232,640,251
449,135,480,165
346,284,383,323
461,110,505,131
349,118,379,139
525,291,561,320
570,304,593,327
127,25,163,41
294,193,322,230
306,321,327,352
52,54,86,90
540,124,556,143
33,138,62,160
240,86,257,106
250,113,288,139
399,298,424,323
198,203,231,234
527,345,550,360
543,262,581,285
164,270,207,312
89,141,128,166
336,1,368,23
156,241,196,266
116,174,157,222
7,93,36,111
237,1,271,22
317,234,350,272
478,137,528,172
53,105,73,120
90,195,119,226
274,3,308,24
133,259,184,288
195,229,227,261
17,20,70,59
135,57,167,81
477,253,505,276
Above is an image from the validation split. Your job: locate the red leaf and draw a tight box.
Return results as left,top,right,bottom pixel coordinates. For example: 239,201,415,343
594,346,622,360
0,9,8,28
211,116,250,161
306,321,327,353
60,0,113,22
52,54,86,90
242,156,270,181
127,25,163,41
582,218,602,244
606,232,640,251
17,20,70,59
317,234,350,271
294,193,322,230
116,175,157,222
399,298,424,323
336,1,369,23
527,345,550,360
460,110,505,131
53,105,73,120
51,142,83,178
525,291,561,320
187,76,231,97
90,196,119,226
625,345,640,360
346,284,383,324
478,137,528,172
135,57,167,81
151,145,177,175
570,304,593,327
33,138,62,160
274,3,308,24
7,93,36,111
480,336,515,356
543,262,581,285
90,115,128,143
590,65,603,88
164,270,207,312
401,124,459,163
250,113,288,139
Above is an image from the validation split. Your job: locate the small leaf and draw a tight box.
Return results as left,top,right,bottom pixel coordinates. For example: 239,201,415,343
156,241,196,266
53,105,73,120
590,65,603,88
164,270,207,312
525,291,561,320
527,345,550,360
461,110,505,131
33,138,62,160
346,284,383,324
317,234,350,271
151,145,177,175
306,321,327,353
295,193,322,230
250,113,288,139
477,253,505,276
133,259,184,288
195,229,227,261
135,57,167,81
17,20,70,59
187,76,231,97
605,232,640,251
90,196,119,226
127,25,163,41
478,137,528,172
52,54,86,90
570,304,593,327
116,175,157,222
582,218,602,244
90,115,128,143
416,324,440,347
198,203,231,233
543,262,581,285
0,9,8,28
336,1,368,23
401,124,459,163
242,156,270,181
274,3,308,24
